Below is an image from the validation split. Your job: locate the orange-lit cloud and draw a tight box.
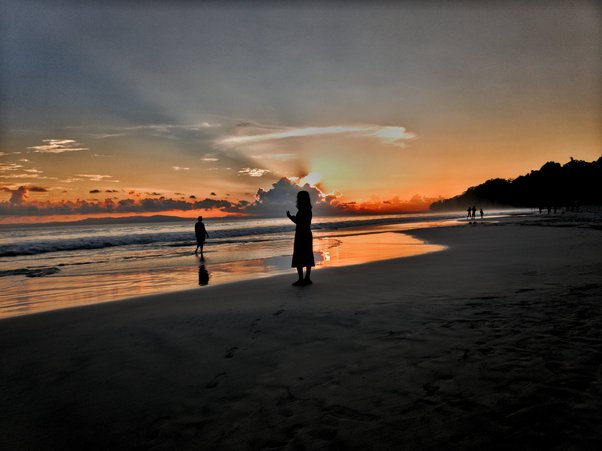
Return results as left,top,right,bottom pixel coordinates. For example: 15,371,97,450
0,163,56,180
61,174,120,183
27,139,88,153
238,168,271,177
0,178,437,221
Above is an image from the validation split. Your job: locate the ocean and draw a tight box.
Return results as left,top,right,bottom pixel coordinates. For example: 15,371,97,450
0,211,520,318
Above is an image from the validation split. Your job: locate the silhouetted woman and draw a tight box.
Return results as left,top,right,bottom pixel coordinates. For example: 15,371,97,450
286,190,315,286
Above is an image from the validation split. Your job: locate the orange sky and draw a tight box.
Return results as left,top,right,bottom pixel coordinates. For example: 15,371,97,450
1,2,600,222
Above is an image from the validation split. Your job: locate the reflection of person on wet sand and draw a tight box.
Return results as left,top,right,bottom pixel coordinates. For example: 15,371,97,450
286,190,315,286
198,264,209,286
194,216,209,256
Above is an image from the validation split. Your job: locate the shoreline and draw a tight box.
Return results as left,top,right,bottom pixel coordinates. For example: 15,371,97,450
1,215,601,449
0,216,459,320
0,210,566,320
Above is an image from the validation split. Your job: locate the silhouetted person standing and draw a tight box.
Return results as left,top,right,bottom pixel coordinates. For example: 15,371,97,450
287,190,315,286
480,208,484,219
194,216,209,257
471,206,477,219
467,207,472,219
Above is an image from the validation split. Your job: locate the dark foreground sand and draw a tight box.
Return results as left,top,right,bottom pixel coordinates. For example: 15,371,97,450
1,217,601,450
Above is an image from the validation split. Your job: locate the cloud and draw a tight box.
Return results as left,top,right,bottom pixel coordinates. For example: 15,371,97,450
1,185,48,205
77,174,112,180
89,189,101,194
238,168,271,177
202,157,219,162
172,166,190,171
219,125,417,148
0,163,23,172
365,127,417,147
27,139,88,153
0,165,56,180
200,122,221,128
1,178,437,218
61,174,119,183
240,178,329,217
0,195,237,216
238,178,439,217
0,174,56,180
343,194,444,213
8,186,28,204
83,122,222,140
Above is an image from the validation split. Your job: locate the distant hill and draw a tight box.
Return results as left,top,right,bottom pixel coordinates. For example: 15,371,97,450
430,157,602,211
0,214,193,229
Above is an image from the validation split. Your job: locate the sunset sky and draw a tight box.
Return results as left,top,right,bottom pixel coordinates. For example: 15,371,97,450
1,1,600,221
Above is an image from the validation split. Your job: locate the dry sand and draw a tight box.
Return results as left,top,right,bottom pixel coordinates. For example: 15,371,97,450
1,216,601,450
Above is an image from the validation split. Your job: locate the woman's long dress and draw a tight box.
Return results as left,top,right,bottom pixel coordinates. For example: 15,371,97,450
291,208,315,268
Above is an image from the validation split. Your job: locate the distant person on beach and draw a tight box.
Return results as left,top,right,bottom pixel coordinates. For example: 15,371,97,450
471,206,477,219
480,208,484,219
467,207,472,219
286,190,315,286
194,216,209,257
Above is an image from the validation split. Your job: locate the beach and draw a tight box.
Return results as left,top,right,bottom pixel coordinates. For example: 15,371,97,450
1,215,601,450
0,212,464,318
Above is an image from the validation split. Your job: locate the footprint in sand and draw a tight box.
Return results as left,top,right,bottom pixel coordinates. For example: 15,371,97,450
251,317,263,339
423,382,440,395
224,347,238,359
273,309,285,316
205,372,226,389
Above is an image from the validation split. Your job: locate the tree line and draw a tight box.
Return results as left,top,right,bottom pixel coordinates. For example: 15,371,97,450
430,157,602,211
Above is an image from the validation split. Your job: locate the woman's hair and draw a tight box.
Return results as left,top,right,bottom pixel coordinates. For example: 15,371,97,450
296,190,312,210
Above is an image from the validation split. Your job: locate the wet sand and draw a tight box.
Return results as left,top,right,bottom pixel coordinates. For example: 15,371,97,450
0,227,447,319
1,216,601,450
